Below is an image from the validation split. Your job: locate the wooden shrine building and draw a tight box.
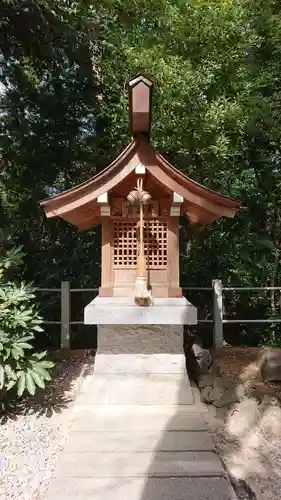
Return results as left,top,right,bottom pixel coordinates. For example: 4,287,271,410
40,75,239,325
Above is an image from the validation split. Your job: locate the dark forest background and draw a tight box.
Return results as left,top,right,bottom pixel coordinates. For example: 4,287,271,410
2,0,281,349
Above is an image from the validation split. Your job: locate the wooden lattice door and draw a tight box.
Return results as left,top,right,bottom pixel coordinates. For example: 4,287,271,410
112,218,169,296
113,220,168,269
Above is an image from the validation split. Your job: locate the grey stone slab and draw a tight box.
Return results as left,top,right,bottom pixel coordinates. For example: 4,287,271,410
76,373,194,406
44,477,236,500
75,375,111,405
64,430,214,453
94,354,187,374
71,410,208,432
97,325,184,354
54,451,224,478
110,374,194,405
84,296,197,325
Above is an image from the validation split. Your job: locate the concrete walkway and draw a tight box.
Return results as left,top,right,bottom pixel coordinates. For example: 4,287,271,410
44,326,236,500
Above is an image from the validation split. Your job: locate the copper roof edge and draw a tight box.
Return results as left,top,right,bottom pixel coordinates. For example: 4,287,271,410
154,148,240,208
39,139,139,206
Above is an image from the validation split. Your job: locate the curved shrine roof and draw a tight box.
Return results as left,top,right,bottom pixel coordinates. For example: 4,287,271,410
40,136,239,229
40,74,239,229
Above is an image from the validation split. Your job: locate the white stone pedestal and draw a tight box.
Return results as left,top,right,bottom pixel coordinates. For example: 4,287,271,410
83,297,197,406
84,297,197,325
81,325,194,406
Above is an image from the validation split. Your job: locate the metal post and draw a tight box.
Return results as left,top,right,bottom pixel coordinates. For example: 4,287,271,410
212,279,223,349
61,281,70,349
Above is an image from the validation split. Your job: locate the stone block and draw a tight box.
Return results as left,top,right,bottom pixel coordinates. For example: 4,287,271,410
54,451,224,478
109,374,194,405
44,477,237,500
64,430,214,453
97,325,184,354
84,297,197,325
71,410,208,432
75,375,111,405
94,354,187,374
78,373,193,405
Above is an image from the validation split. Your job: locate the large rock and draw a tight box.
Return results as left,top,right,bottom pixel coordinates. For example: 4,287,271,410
200,386,213,404
210,378,245,408
213,387,239,408
259,348,281,382
192,343,212,375
185,335,212,382
198,372,216,390
211,377,230,407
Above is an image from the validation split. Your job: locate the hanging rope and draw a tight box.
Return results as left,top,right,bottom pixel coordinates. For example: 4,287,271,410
136,177,144,265
127,176,152,306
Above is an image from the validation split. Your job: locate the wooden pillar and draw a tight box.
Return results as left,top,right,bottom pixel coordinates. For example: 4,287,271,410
168,217,182,297
99,219,113,296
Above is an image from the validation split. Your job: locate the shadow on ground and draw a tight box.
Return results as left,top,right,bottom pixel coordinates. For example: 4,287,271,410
138,376,235,500
0,351,96,423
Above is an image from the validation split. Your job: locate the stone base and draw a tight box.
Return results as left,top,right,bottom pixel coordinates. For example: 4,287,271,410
77,373,194,405
80,325,194,406
84,296,197,325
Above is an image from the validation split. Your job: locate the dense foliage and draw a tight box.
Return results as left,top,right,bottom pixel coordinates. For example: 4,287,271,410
1,0,281,346
0,246,53,408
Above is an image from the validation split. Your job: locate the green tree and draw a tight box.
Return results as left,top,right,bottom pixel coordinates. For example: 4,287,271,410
2,0,281,346
0,246,53,408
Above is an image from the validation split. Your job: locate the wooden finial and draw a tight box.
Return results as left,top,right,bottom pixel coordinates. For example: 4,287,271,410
128,75,153,138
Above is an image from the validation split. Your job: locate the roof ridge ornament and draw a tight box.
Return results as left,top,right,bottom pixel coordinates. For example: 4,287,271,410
127,74,153,139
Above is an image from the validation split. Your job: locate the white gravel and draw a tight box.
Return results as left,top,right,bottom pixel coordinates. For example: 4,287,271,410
0,356,95,500
0,412,70,500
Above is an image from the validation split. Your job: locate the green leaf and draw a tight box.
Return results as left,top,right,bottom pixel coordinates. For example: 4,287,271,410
0,366,4,389
38,360,54,369
25,372,36,395
4,364,17,380
12,345,24,358
30,371,45,389
11,347,20,360
35,366,52,381
17,372,26,397
18,335,34,342
17,342,33,350
6,379,16,391
3,348,11,361
33,351,48,361
32,325,44,332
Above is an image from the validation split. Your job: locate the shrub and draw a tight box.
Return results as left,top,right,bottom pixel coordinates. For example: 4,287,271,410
0,246,53,406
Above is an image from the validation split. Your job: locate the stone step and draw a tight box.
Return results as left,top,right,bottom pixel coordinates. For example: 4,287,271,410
54,451,224,478
44,477,237,500
64,430,214,453
77,373,194,405
71,409,208,432
94,353,187,374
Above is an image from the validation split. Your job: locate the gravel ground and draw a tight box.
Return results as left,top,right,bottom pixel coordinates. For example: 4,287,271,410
0,355,95,500
0,412,70,500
